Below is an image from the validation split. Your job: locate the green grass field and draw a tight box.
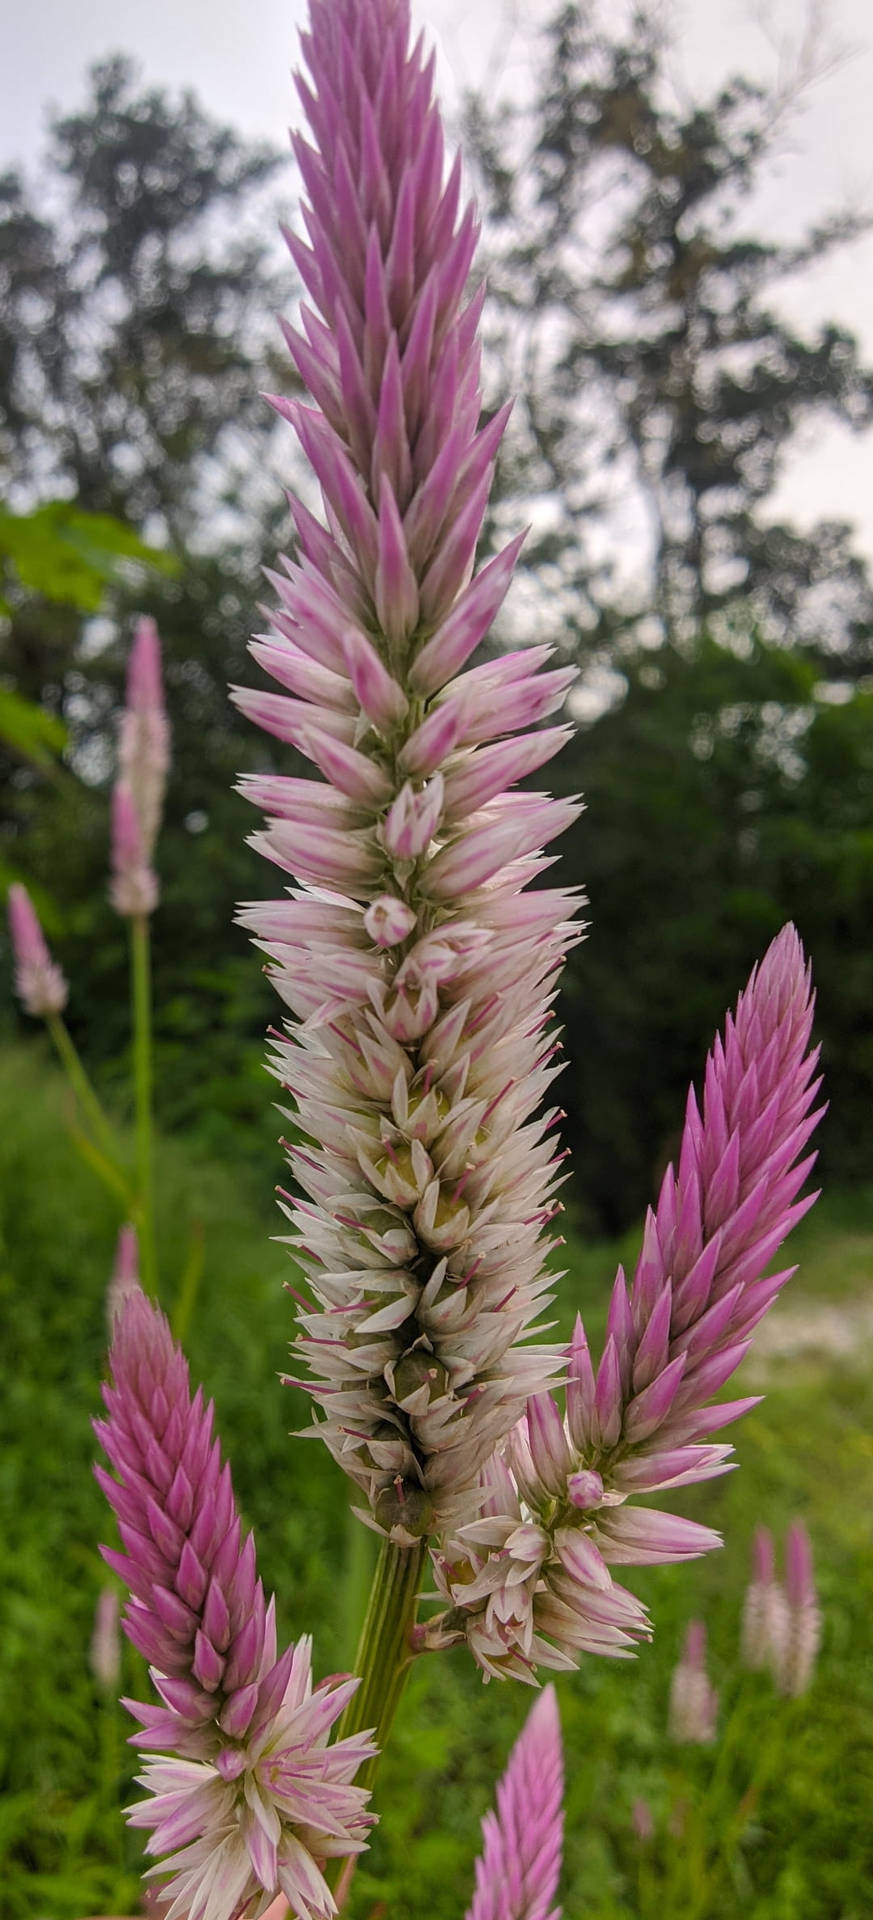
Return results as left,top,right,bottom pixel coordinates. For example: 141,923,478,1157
1,1038,871,1920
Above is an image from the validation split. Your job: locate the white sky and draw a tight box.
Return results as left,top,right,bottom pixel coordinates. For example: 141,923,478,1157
4,0,873,558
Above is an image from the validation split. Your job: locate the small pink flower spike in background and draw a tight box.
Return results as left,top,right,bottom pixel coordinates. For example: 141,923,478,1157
466,1685,564,1920
741,1525,788,1673
430,925,824,1678
94,1288,375,1920
668,1620,718,1744
90,1586,122,1693
7,882,68,1017
121,615,170,860
631,1799,654,1845
236,0,581,1539
778,1520,821,1696
107,1224,140,1333
110,782,159,919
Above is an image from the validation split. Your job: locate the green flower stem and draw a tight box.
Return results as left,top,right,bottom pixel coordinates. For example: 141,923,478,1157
328,1535,425,1904
130,912,158,1296
46,1013,128,1178
341,1535,425,1782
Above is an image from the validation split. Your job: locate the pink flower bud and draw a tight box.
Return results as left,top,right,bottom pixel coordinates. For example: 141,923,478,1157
363,895,418,947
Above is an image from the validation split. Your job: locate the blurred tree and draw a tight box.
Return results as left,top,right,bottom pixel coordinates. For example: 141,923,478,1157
1,56,285,538
550,635,873,1229
0,61,295,1141
465,3,873,667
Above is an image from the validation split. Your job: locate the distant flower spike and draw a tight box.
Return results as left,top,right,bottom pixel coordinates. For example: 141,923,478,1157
667,1619,718,1745
121,615,170,859
466,1685,564,1920
427,928,823,1677
110,781,159,918
237,0,580,1536
90,1585,122,1693
107,1223,141,1334
94,1289,375,1920
7,882,68,1018
777,1520,821,1696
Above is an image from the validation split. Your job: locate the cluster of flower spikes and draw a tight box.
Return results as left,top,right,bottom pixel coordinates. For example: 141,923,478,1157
235,0,581,1541
742,1519,821,1696
425,926,825,1679
95,1287,375,1920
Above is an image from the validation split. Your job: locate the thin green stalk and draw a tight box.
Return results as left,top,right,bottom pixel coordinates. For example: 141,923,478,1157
327,1535,425,1907
172,1221,205,1345
342,1501,377,1670
130,913,158,1296
47,1013,125,1173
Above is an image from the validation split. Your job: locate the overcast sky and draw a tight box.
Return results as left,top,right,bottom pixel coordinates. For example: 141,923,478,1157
4,0,873,558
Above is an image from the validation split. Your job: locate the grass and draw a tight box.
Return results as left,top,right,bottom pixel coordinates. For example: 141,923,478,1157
1,1038,872,1919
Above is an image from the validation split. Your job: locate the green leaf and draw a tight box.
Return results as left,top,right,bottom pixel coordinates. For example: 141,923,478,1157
0,501,177,612
0,687,68,766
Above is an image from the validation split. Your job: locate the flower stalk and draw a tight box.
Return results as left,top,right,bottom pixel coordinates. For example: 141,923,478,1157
46,1009,129,1181
337,1536,425,1789
130,911,158,1296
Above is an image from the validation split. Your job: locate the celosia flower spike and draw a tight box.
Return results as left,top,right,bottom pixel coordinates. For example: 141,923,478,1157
107,1223,140,1333
110,781,159,918
7,882,68,1017
667,1619,718,1744
430,927,823,1678
778,1519,821,1696
238,0,580,1536
121,615,170,859
95,1288,375,1920
741,1524,787,1672
466,1685,564,1920
90,1585,122,1692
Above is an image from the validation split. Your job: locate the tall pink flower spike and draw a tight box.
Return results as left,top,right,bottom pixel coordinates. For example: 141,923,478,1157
7,882,68,1018
236,0,581,1540
95,1289,375,1920
466,1686,564,1920
121,615,170,860
430,926,824,1677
